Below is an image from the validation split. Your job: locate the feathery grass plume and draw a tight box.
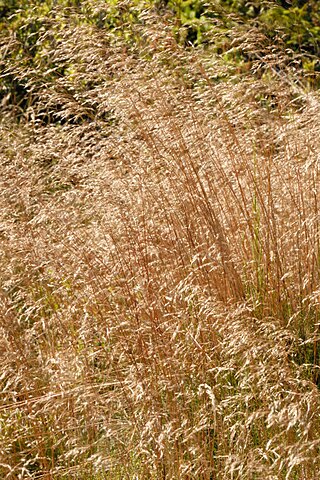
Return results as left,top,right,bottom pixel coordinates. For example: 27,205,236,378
0,1,320,479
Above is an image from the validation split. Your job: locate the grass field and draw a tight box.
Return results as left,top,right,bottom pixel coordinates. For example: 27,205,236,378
0,1,320,478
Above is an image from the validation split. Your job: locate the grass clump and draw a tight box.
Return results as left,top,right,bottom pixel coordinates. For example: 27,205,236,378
0,1,320,479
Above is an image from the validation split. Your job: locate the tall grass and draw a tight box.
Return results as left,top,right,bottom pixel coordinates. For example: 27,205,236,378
0,9,320,479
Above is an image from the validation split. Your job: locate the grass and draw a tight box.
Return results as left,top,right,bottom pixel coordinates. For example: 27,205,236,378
0,5,320,479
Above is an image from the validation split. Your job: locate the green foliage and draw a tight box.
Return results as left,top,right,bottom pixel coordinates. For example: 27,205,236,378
261,3,320,55
0,0,319,121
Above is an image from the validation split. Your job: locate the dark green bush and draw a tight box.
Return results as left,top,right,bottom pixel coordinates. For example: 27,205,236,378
0,0,319,120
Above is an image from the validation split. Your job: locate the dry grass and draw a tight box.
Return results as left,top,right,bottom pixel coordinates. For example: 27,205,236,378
0,10,320,480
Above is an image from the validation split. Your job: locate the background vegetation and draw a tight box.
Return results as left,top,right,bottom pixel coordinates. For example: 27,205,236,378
0,1,320,478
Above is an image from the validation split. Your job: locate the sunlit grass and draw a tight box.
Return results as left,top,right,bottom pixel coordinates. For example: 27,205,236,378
0,7,320,479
